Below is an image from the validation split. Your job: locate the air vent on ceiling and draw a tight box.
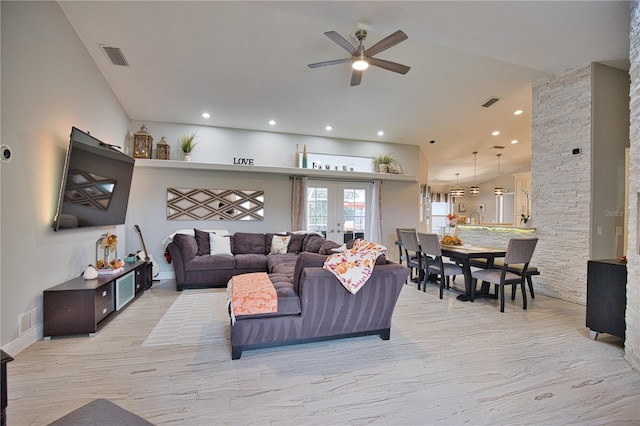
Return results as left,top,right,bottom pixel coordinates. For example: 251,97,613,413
100,45,129,66
481,97,501,108
491,145,506,150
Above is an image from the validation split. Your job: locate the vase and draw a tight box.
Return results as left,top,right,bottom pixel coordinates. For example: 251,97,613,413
183,153,191,161
378,164,388,173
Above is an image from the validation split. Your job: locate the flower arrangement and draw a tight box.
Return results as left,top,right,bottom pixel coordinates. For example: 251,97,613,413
447,213,459,226
100,232,118,252
520,214,530,224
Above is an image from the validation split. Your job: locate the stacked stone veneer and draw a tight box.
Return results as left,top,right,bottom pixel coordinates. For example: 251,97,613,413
626,0,639,371
531,64,592,304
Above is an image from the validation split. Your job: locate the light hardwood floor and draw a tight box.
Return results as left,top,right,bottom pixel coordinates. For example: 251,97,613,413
6,279,640,425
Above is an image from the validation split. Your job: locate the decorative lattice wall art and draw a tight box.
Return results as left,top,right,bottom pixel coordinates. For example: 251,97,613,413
167,188,264,221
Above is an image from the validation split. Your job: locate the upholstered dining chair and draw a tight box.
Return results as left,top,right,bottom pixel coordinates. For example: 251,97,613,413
397,229,424,287
471,238,538,312
395,228,417,270
417,232,463,299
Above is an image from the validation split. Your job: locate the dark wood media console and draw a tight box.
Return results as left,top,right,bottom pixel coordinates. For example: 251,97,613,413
43,261,151,339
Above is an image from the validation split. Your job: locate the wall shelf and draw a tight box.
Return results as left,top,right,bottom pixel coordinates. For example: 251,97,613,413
134,159,417,182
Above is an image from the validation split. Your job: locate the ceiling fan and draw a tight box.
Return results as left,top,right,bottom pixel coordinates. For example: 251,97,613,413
308,29,410,86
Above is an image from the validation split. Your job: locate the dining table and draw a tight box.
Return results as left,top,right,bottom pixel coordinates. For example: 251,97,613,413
439,244,507,301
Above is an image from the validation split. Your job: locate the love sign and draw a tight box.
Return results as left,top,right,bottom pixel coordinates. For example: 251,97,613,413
233,157,254,166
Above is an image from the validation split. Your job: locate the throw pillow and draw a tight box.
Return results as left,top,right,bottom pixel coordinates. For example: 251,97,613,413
305,235,325,253
319,240,341,255
270,235,291,254
286,232,306,254
194,228,210,256
210,234,232,255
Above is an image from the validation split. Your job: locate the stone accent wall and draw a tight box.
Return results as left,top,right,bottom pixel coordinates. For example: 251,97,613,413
626,0,639,371
531,65,592,304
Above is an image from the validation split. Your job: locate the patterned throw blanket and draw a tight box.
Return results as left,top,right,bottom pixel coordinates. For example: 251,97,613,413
323,240,387,294
227,272,277,324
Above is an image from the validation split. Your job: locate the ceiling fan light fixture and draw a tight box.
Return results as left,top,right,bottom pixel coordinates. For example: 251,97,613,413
352,58,369,71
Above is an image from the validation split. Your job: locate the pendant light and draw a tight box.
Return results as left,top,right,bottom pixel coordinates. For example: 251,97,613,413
450,173,465,197
494,153,504,196
470,151,480,196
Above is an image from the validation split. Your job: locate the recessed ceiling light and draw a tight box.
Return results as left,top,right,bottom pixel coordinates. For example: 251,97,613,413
511,139,519,144
514,109,523,115
268,119,276,126
325,125,333,131
492,130,500,136
377,130,384,136
201,112,210,119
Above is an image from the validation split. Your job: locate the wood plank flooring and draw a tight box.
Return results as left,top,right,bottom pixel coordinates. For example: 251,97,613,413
6,279,640,425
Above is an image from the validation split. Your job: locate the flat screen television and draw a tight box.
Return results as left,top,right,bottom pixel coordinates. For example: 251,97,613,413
52,127,135,231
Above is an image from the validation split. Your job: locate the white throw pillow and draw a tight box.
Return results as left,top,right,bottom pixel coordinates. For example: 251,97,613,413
209,233,232,255
270,235,291,254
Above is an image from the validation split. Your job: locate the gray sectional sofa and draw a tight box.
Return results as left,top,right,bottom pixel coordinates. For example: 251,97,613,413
166,230,410,359
166,231,341,290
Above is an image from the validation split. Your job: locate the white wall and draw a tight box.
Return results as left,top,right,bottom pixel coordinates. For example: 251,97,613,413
127,120,421,273
1,2,130,349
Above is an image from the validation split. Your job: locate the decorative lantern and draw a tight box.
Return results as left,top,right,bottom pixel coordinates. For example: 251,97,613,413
132,124,153,159
156,136,170,160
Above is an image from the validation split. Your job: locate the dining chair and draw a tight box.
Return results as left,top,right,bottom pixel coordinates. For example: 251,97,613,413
397,229,424,287
471,238,538,312
395,228,417,269
417,232,463,299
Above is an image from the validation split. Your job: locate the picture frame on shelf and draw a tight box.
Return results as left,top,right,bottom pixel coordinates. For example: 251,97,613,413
478,203,486,213
458,203,467,213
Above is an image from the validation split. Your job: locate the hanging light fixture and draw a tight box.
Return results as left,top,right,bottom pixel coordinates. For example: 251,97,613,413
450,173,465,197
494,153,504,196
470,151,480,196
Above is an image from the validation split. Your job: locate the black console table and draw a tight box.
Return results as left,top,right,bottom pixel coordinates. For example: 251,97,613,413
586,259,627,340
43,261,150,339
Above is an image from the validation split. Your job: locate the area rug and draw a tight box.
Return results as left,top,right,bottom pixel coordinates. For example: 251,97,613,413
48,399,153,425
142,289,227,347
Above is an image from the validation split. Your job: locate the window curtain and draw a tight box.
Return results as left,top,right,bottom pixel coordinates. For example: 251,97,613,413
369,179,382,243
290,176,307,231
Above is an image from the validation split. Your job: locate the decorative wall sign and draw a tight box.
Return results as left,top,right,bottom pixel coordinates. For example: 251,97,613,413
167,188,264,221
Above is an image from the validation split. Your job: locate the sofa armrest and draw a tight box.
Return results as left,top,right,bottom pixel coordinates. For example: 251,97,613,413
166,242,186,285
297,263,409,336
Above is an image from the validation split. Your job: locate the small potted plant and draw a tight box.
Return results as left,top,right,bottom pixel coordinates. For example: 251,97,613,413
373,153,394,173
179,131,198,161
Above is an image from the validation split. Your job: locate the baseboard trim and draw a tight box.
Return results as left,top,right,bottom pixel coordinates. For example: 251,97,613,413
2,324,43,356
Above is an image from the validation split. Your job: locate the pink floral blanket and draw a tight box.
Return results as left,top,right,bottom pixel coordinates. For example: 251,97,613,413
323,240,387,294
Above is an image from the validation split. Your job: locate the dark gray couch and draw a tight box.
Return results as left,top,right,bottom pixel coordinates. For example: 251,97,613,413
231,252,409,359
166,231,340,291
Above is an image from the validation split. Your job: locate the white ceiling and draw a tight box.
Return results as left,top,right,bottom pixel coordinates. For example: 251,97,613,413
57,1,630,186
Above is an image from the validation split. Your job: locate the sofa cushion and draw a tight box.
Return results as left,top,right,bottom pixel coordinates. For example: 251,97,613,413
319,240,341,255
233,233,267,254
186,254,235,270
234,253,268,270
292,252,330,293
269,235,291,254
267,273,301,315
304,235,326,253
267,253,299,276
210,234,232,255
286,233,306,254
194,228,210,256
173,233,198,261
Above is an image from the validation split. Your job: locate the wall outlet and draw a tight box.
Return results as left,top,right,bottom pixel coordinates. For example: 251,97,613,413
597,226,602,236
616,226,622,236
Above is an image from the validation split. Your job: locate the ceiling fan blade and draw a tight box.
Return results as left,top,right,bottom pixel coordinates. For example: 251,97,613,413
350,69,362,86
365,30,408,57
369,57,411,75
308,58,352,68
324,31,358,56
